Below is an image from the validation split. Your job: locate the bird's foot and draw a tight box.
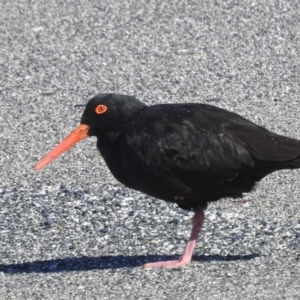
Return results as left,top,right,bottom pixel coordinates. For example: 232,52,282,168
143,256,190,269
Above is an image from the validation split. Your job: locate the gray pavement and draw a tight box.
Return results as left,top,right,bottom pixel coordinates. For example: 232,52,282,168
1,0,300,299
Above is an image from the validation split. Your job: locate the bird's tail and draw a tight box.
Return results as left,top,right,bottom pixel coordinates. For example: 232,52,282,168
230,124,300,168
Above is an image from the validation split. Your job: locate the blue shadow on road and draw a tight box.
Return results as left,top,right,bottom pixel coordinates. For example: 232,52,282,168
0,254,259,273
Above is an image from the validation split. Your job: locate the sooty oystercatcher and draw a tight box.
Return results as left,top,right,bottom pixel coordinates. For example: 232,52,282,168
35,93,300,268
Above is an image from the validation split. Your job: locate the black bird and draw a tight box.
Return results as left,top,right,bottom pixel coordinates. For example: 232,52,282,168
35,94,300,268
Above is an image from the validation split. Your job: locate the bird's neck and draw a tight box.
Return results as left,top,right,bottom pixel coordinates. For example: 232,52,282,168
96,131,123,166
97,130,122,146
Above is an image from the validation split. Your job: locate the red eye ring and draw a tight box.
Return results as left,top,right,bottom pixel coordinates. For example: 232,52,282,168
95,104,108,114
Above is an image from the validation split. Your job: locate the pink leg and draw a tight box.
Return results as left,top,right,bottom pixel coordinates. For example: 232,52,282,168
144,209,204,268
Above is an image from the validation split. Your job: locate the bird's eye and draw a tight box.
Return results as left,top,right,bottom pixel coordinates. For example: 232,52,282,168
95,104,108,114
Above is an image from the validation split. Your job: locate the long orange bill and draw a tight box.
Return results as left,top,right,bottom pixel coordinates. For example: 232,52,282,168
35,124,90,171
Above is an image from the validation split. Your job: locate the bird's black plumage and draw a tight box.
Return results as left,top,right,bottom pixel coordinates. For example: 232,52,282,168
36,93,300,268
81,94,300,210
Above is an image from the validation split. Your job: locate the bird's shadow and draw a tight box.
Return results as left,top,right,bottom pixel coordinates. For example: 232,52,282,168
0,254,259,274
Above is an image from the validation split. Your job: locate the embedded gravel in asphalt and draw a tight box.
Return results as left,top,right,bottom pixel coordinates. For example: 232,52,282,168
1,0,300,299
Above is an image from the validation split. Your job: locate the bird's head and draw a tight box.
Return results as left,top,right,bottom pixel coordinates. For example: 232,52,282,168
35,93,146,170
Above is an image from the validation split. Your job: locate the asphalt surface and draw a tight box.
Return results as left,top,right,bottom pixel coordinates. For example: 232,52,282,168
1,0,300,299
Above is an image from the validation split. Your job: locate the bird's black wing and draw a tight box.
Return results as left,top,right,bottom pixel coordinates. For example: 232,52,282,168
121,104,254,187
123,103,300,180
117,103,300,206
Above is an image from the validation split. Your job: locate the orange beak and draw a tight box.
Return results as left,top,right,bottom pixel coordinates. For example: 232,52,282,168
35,124,90,171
